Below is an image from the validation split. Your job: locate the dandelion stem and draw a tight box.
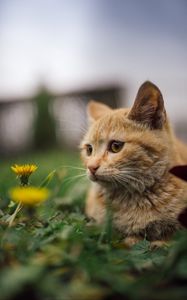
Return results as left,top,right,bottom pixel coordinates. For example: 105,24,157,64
8,202,22,227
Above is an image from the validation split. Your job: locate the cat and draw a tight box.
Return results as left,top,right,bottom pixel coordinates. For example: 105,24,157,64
80,81,187,247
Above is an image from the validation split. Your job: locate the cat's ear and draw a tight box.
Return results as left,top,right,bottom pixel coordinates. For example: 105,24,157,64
128,81,166,129
87,100,112,122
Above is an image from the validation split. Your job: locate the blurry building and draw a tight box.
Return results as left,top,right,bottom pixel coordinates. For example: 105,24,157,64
0,84,125,156
0,99,35,156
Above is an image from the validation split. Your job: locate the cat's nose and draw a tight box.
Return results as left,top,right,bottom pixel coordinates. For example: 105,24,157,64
88,165,99,175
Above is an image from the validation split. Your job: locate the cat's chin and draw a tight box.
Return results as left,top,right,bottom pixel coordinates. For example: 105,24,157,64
88,174,98,182
88,174,116,187
88,174,108,184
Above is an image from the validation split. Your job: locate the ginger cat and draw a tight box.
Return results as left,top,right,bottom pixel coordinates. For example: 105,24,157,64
80,81,187,247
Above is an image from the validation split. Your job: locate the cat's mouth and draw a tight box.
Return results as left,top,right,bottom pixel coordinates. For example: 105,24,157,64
87,168,119,184
88,172,112,184
88,173,99,182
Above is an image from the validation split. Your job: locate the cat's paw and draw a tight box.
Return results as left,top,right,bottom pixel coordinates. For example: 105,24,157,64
123,236,142,248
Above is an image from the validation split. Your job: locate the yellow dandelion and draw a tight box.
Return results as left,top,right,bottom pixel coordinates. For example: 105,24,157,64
9,186,50,206
11,164,38,185
11,164,38,176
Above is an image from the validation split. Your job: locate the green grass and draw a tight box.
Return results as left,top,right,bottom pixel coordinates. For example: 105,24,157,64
0,149,81,203
0,149,187,300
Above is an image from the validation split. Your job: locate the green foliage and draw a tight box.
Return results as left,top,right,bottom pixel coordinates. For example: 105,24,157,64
0,150,187,300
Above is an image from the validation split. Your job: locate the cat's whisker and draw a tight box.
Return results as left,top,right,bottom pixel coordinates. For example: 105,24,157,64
113,176,120,188
118,173,141,181
113,174,128,185
118,168,142,174
59,119,87,134
111,175,119,189
59,128,86,133
62,173,87,186
114,173,145,192
116,173,140,184
113,175,133,193
117,170,143,180
64,177,87,187
57,165,86,171
63,173,86,182
97,168,145,191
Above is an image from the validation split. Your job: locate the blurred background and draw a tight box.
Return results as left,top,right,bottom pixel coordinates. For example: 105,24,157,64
0,0,187,156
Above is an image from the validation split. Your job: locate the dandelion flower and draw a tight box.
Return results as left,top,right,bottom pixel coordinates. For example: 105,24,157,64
11,164,38,185
9,186,50,206
11,164,38,176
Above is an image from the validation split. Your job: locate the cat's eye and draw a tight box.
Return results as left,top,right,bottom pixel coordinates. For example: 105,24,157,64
108,140,124,153
85,144,93,156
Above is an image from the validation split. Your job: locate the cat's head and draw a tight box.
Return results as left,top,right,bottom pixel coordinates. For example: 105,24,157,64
80,81,172,193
